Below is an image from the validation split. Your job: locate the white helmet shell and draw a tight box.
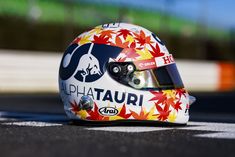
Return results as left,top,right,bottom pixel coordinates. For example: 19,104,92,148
59,23,195,124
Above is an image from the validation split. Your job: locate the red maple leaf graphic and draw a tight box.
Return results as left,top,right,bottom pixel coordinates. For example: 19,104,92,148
92,35,110,44
72,37,81,44
130,107,149,120
149,91,167,105
111,36,129,48
117,48,140,62
155,103,171,121
125,48,140,59
70,101,80,113
174,100,182,111
117,104,132,119
117,29,132,39
134,30,153,46
87,102,105,120
165,98,175,109
175,89,187,98
130,42,136,48
149,43,165,57
100,30,115,38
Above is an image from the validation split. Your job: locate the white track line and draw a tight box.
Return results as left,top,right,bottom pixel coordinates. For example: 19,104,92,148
1,120,235,139
184,122,235,139
85,121,235,139
86,126,171,132
2,121,63,127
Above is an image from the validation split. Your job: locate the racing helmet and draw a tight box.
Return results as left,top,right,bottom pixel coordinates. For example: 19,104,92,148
59,23,195,124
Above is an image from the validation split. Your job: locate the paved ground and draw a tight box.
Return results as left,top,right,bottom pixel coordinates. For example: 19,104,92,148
0,92,234,157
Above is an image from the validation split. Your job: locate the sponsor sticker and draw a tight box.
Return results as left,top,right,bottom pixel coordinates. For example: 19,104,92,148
155,54,175,67
134,54,175,70
98,107,119,116
134,58,156,70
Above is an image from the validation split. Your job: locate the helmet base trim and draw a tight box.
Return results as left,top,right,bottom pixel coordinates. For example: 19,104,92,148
70,119,188,126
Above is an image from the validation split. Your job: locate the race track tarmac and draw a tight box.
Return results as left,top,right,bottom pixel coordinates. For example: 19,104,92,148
0,92,234,157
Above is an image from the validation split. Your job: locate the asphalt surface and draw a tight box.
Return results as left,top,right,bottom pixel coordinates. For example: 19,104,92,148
0,91,235,157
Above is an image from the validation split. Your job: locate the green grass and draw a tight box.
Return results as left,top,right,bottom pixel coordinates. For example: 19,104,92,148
0,0,229,39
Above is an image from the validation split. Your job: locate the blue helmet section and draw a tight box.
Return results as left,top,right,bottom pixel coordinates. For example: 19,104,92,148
59,43,123,82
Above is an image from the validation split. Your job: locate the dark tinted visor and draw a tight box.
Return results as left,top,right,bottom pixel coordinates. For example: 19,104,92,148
152,63,184,89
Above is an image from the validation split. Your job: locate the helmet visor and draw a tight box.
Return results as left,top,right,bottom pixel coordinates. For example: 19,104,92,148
133,63,184,89
108,62,184,90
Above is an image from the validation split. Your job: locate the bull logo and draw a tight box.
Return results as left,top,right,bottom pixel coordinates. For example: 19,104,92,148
59,43,123,82
77,43,102,82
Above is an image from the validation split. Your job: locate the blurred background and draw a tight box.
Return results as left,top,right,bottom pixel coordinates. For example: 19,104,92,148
0,0,234,117
1,0,235,60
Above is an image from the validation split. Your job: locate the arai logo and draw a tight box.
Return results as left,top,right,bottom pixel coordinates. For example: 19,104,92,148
98,107,118,116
